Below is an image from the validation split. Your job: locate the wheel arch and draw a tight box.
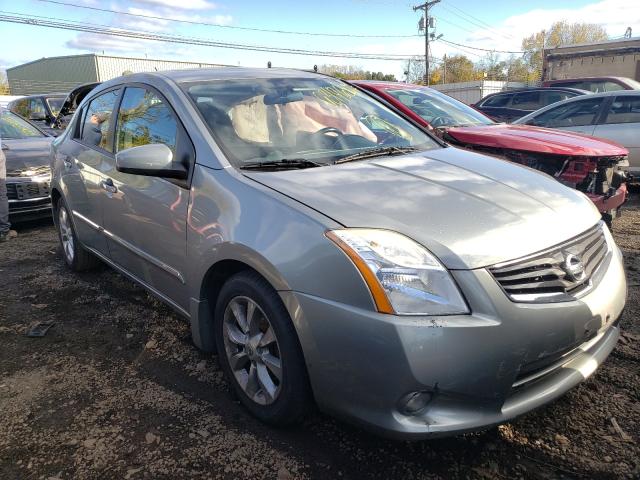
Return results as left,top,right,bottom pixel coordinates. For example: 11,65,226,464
190,251,292,353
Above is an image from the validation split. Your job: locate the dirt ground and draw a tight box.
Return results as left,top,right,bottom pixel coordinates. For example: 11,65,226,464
1,198,638,480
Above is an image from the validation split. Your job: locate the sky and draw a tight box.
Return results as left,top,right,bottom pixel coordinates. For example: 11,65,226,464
0,0,639,80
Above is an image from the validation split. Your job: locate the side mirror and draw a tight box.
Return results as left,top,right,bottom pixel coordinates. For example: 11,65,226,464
115,143,187,179
29,111,46,121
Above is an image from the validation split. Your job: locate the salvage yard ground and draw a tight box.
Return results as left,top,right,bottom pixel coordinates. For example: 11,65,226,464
1,197,639,480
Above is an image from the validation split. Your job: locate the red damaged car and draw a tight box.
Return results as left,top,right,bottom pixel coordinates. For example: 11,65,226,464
352,81,629,223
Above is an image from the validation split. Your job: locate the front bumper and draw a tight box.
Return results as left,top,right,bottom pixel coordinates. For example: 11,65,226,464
281,242,626,439
7,176,52,220
586,183,627,214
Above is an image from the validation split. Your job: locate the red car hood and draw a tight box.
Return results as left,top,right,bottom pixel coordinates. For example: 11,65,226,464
445,124,627,156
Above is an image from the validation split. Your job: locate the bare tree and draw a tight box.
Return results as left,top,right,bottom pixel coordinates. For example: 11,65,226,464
0,70,9,95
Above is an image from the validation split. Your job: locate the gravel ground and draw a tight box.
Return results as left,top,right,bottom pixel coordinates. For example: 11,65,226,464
1,197,638,480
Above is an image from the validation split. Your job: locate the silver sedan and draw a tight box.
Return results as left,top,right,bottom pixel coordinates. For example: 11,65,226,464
515,90,640,178
50,68,626,439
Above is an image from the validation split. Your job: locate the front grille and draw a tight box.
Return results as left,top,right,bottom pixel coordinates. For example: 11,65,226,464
489,223,609,303
6,165,51,177
6,181,51,201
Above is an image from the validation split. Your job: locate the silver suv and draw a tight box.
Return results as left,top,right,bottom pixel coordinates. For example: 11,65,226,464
50,69,626,439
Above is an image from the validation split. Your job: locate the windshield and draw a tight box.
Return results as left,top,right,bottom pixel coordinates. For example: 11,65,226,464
46,97,65,116
182,77,439,168
0,109,45,139
385,88,494,127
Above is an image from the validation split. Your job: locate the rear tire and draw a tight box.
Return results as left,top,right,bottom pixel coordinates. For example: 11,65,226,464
214,271,311,426
54,198,100,271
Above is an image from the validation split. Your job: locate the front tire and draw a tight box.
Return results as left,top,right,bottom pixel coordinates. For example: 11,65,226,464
214,271,311,426
55,198,100,271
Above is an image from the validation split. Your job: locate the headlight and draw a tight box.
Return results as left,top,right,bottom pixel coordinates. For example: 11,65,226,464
326,229,468,315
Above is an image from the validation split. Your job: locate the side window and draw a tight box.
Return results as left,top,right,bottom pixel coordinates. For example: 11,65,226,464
116,87,177,153
10,99,29,118
557,81,588,90
540,91,571,106
604,81,624,92
526,98,604,128
511,91,541,110
603,96,640,125
80,90,119,152
29,98,46,118
481,94,510,107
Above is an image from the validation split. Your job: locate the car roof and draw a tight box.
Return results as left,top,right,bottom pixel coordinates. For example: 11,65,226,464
11,93,67,99
482,87,590,98
547,76,632,82
91,67,331,94
157,67,321,83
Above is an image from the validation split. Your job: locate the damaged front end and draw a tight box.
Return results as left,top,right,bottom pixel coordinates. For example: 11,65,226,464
442,132,628,222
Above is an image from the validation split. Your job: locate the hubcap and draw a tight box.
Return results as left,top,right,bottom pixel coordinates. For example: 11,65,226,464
222,296,282,405
58,207,74,263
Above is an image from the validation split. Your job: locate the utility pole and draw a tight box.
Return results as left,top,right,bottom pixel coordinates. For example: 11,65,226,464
442,54,446,84
413,0,440,85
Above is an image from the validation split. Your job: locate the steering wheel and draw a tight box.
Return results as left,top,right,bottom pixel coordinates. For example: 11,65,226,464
313,127,344,137
430,116,452,127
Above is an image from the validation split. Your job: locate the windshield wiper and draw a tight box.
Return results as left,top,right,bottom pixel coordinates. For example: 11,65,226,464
239,158,326,170
335,146,419,164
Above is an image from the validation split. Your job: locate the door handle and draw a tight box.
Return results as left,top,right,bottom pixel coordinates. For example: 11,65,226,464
100,178,118,194
57,153,73,169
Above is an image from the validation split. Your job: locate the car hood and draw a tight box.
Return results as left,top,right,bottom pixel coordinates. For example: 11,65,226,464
245,147,601,270
444,124,627,157
3,137,53,175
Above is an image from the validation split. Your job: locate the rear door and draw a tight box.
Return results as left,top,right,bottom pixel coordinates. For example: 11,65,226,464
592,94,640,173
57,88,121,256
522,96,606,135
102,85,193,310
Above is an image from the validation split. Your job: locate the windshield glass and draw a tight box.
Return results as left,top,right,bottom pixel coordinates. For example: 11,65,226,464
46,97,65,116
0,109,45,139
182,77,439,167
385,88,494,127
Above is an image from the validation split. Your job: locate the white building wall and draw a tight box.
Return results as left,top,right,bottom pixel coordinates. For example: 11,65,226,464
430,80,527,104
95,56,227,81
6,54,230,95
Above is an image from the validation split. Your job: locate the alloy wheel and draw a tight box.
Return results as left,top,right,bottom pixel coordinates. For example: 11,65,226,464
222,296,283,405
58,206,75,263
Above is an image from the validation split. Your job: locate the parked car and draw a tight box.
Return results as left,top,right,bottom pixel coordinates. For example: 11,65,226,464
8,83,99,136
8,94,66,135
352,81,628,221
515,90,640,180
53,82,101,131
473,87,589,122
543,76,640,93
51,68,626,439
0,108,53,220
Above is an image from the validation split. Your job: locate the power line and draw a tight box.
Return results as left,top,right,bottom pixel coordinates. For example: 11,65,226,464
36,0,422,38
440,38,524,54
0,12,418,61
440,3,516,41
